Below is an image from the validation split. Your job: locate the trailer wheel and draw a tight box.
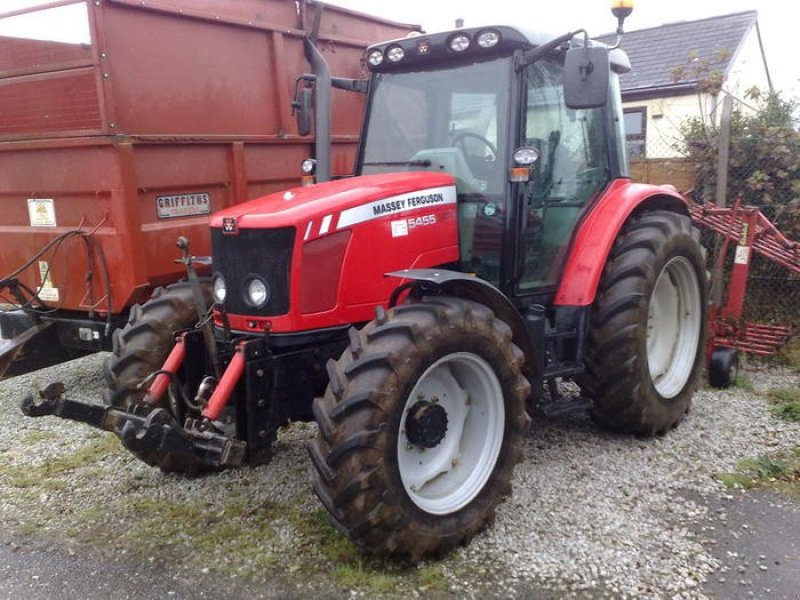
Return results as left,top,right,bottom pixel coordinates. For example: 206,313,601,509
308,297,530,559
103,279,211,408
709,346,738,389
580,211,707,436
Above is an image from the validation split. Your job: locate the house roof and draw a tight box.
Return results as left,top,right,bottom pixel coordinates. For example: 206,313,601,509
596,11,760,98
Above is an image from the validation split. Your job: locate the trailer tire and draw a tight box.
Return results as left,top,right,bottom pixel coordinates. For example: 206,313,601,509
103,279,211,408
580,211,707,436
308,297,530,560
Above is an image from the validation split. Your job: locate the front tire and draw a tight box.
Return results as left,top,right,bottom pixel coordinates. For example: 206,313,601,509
308,297,530,559
103,279,211,408
580,210,708,436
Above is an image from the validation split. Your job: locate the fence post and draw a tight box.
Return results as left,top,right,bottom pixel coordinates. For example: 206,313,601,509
715,94,734,208
711,94,735,307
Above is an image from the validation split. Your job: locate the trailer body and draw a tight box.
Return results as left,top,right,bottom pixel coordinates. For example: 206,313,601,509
0,0,416,366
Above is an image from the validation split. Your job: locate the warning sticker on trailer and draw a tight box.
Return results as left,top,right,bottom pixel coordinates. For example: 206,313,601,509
734,245,751,265
156,193,211,219
337,186,456,229
38,261,59,303
28,199,56,227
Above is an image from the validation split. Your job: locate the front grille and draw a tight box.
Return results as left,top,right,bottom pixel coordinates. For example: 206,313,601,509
212,227,295,316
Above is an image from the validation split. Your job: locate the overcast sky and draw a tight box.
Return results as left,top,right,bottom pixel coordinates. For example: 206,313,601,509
327,0,798,97
2,0,797,96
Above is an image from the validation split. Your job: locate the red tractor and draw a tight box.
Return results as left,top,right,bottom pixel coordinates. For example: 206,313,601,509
25,5,708,559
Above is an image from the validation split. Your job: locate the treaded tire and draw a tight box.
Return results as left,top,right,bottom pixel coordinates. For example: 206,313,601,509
308,297,531,560
103,279,211,408
709,346,738,389
580,210,708,436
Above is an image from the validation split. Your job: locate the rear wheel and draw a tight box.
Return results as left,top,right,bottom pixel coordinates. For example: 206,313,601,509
308,297,530,559
580,210,707,436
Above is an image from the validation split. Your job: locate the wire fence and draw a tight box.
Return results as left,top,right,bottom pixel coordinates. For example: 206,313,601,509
628,92,800,348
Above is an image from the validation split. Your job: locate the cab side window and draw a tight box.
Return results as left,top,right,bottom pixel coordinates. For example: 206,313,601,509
520,59,610,289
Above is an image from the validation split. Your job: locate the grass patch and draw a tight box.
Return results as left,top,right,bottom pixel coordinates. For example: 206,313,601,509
0,434,121,489
110,496,449,594
332,561,400,594
718,448,800,497
733,373,754,391
285,508,449,594
767,387,800,423
24,431,58,444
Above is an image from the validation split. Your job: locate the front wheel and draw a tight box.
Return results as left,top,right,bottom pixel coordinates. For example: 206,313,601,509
308,297,531,559
580,210,708,436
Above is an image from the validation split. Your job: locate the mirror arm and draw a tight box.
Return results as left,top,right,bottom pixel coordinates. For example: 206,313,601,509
515,30,581,72
331,77,369,94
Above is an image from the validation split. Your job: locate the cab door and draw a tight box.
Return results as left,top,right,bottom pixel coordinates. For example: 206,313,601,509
516,58,611,293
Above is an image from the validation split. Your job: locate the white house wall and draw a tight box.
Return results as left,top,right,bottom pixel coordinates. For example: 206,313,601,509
622,24,771,160
622,94,717,159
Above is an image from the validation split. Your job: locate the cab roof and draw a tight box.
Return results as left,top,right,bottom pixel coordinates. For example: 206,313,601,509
366,25,631,74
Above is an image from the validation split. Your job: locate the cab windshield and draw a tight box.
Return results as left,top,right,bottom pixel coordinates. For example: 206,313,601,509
359,58,512,282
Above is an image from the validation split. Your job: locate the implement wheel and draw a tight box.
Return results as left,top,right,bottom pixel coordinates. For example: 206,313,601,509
308,297,530,559
580,210,707,436
709,346,738,389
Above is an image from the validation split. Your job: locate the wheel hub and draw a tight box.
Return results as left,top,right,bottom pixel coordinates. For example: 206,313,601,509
405,400,448,448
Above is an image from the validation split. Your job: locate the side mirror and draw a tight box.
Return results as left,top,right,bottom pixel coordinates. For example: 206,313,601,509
564,46,609,109
292,87,314,136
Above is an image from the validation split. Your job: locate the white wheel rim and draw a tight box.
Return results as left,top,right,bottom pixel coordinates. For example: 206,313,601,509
397,352,505,515
646,256,702,398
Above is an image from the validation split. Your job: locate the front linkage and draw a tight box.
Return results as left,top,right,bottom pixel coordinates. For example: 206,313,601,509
21,382,245,473
21,322,347,473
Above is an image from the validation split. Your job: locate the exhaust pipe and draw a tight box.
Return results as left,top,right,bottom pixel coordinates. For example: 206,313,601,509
304,36,332,183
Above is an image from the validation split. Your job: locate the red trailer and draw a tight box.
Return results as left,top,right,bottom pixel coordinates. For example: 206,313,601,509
0,0,417,375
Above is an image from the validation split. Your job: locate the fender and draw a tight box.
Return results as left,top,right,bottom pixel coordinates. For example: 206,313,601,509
555,179,690,306
386,269,542,380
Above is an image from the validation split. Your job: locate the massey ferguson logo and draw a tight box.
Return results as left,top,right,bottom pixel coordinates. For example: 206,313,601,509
222,217,238,235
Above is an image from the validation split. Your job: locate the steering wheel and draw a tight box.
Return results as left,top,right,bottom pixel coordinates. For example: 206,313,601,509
452,132,498,182
452,131,497,160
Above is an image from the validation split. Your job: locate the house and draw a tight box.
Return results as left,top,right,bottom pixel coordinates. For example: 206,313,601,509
598,11,773,161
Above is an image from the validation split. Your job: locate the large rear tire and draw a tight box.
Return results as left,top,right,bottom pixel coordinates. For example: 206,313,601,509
308,297,531,559
580,211,707,436
103,279,211,408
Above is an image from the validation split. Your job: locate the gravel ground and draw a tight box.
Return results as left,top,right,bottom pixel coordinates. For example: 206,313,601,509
0,353,798,599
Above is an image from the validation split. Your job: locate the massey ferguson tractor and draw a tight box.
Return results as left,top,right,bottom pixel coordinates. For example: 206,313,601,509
24,2,709,559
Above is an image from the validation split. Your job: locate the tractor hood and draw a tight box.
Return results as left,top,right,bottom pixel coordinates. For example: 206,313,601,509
210,171,457,232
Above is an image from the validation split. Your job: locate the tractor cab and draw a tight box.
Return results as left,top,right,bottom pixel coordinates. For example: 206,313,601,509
357,27,630,297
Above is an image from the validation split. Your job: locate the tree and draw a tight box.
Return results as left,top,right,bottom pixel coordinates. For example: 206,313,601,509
677,90,800,239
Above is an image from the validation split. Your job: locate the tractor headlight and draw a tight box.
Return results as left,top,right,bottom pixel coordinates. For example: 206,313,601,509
448,34,471,52
301,158,317,175
367,49,384,66
212,274,227,304
477,30,501,48
386,45,405,63
244,276,270,308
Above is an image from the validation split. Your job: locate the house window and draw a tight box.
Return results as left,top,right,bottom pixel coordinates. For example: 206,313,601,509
623,107,647,158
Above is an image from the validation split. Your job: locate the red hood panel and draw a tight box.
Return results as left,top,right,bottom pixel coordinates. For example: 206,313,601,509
210,172,456,230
